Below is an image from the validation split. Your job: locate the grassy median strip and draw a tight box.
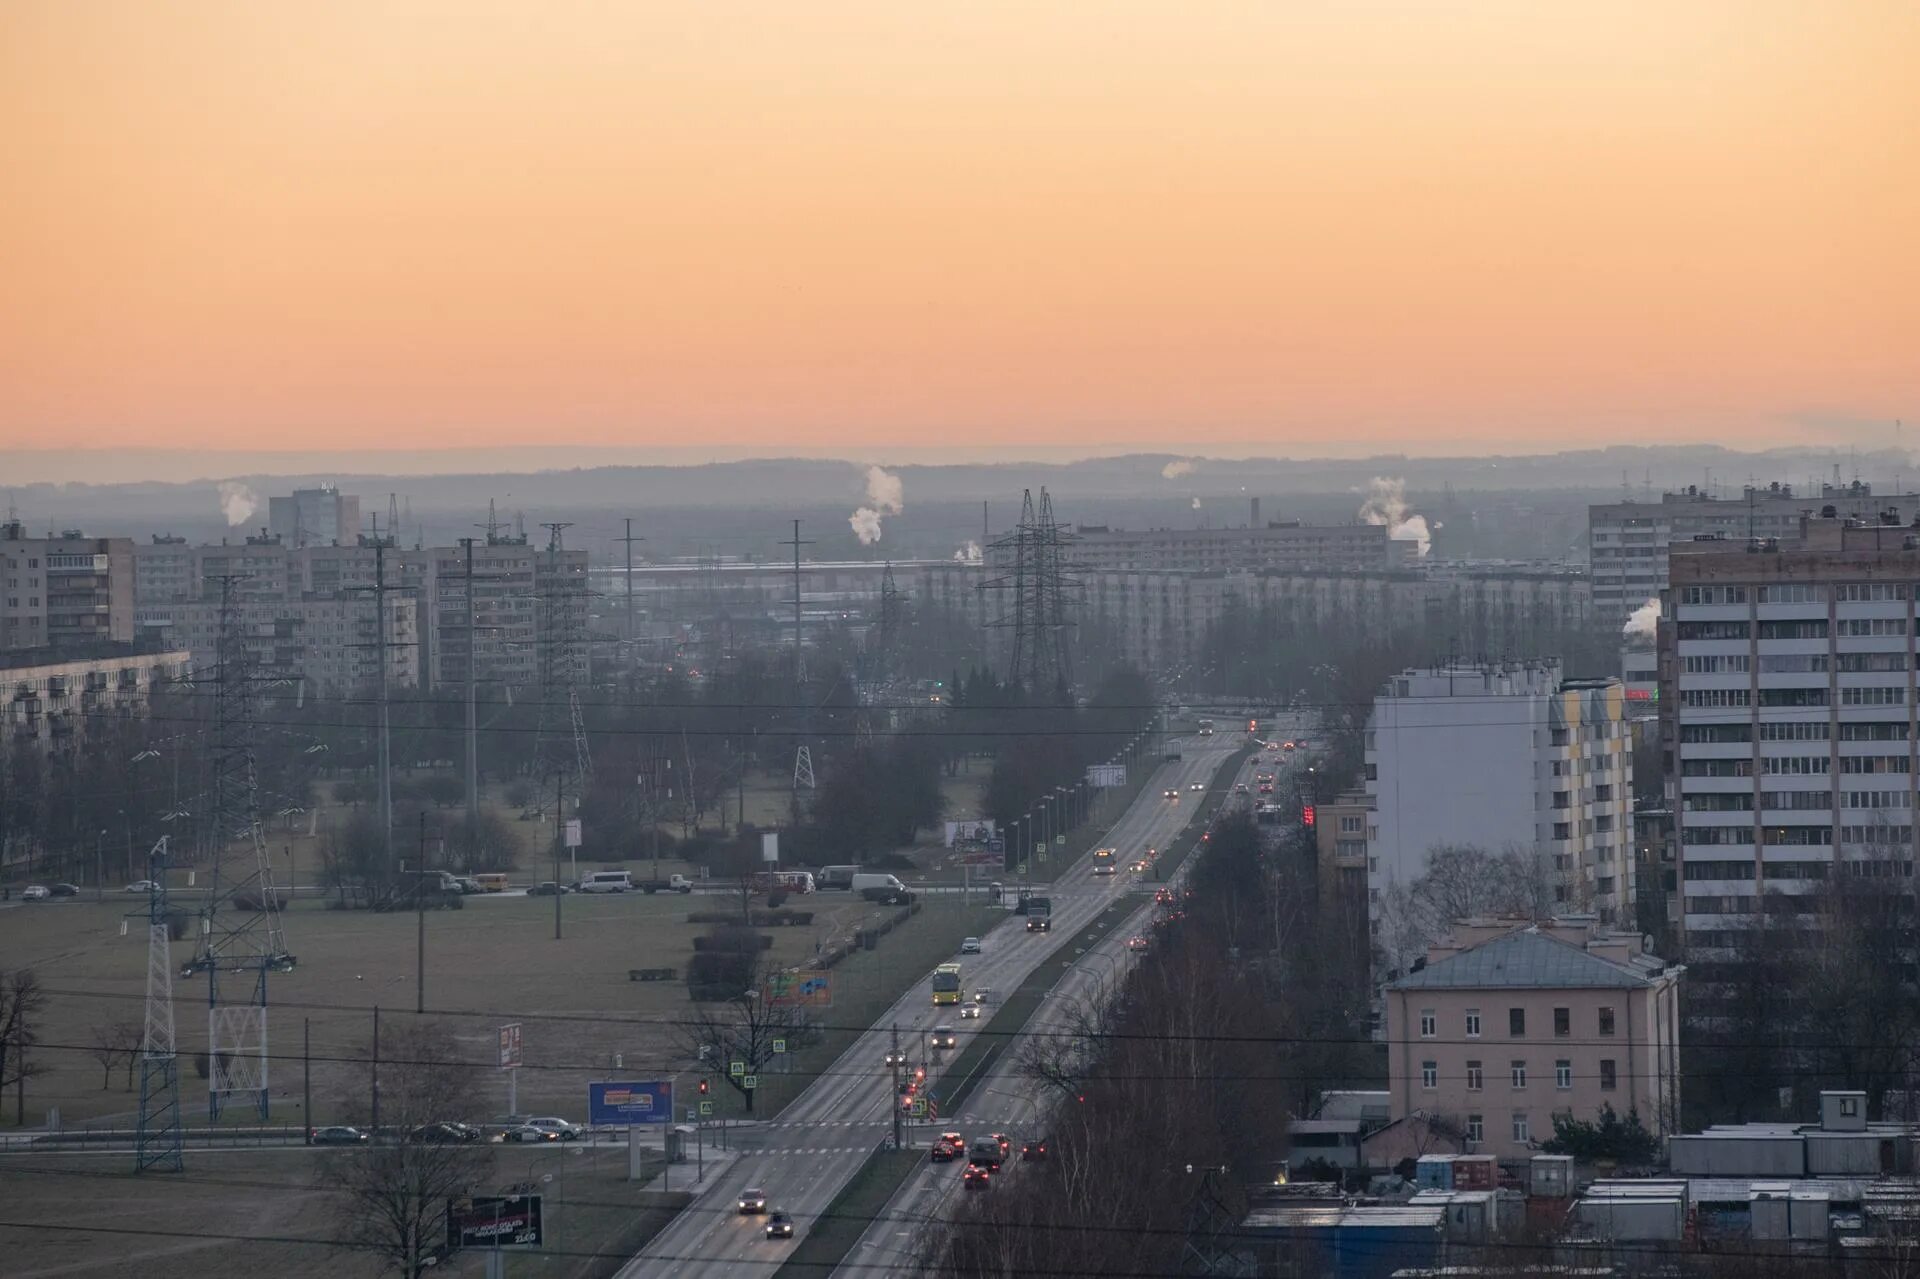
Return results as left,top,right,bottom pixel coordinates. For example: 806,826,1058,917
772,1146,922,1277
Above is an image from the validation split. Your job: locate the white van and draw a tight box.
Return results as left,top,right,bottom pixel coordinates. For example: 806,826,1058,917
579,870,633,894
850,873,911,904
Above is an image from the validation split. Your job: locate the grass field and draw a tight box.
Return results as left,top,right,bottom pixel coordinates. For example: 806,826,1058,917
0,883,993,1132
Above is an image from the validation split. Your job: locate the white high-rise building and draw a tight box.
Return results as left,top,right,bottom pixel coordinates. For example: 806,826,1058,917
1662,515,1920,956
1365,660,1635,926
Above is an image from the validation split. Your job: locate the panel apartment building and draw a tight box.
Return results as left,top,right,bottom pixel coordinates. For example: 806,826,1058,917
1066,519,1406,573
1661,515,1920,956
1,521,135,654
1589,482,1920,628
1365,661,1635,928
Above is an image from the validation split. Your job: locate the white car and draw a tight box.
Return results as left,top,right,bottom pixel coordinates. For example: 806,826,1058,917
125,880,158,893
960,937,981,955
20,885,51,901
960,1004,981,1020
514,1116,582,1141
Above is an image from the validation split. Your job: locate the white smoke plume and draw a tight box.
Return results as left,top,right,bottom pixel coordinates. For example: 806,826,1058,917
1162,459,1196,480
1358,476,1431,556
218,480,259,527
953,540,983,564
849,464,905,546
1623,597,1662,638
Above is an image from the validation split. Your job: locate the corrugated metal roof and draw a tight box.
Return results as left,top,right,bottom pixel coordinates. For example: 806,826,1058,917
1388,930,1655,990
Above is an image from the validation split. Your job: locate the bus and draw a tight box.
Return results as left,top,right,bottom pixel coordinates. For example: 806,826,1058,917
1091,847,1117,876
932,962,963,1006
1197,718,1214,737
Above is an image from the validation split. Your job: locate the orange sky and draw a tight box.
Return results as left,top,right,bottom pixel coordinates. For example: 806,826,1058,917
2,1,1915,459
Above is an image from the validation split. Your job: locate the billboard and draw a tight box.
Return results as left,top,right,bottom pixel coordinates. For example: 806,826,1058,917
448,1194,543,1249
1086,764,1126,789
498,1023,522,1070
588,1080,672,1126
768,971,833,1007
943,819,997,848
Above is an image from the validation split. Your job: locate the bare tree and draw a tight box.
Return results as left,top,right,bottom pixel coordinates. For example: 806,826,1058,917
87,1021,128,1091
0,969,48,1124
321,1020,494,1277
674,958,819,1114
1375,842,1553,980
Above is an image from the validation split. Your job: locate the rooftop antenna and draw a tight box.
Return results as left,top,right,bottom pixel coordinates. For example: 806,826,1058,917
481,500,509,546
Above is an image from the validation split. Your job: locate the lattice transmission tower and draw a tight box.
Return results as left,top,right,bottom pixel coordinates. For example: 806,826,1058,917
534,523,593,808
983,487,1081,695
134,837,182,1172
185,576,294,1122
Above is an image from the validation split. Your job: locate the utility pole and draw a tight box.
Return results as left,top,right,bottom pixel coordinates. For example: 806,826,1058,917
553,772,564,941
780,521,815,816
416,812,427,1014
462,537,479,833
302,1017,311,1143
370,1005,381,1143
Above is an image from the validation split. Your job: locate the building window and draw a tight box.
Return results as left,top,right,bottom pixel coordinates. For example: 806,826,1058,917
1556,1060,1572,1090
1466,1061,1483,1091
1467,1114,1484,1144
1419,1009,1435,1038
1840,1096,1861,1118
1513,1112,1530,1144
1600,1059,1617,1091
1598,1007,1616,1037
1554,1008,1570,1037
1509,1008,1526,1037
1421,1061,1438,1089
1511,1061,1528,1089
1465,1010,1481,1038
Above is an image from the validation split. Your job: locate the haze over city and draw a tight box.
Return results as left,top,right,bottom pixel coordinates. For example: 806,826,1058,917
3,5,1919,1279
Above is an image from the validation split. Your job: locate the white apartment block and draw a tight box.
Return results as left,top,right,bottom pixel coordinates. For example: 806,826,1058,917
1365,661,1635,925
1661,516,1920,956
2,648,191,755
1,522,136,655
1065,520,1404,574
135,594,417,699
268,486,361,548
1589,482,1920,629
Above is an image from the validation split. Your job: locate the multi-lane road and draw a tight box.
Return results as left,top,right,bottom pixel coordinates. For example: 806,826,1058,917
617,734,1245,1279
837,731,1314,1275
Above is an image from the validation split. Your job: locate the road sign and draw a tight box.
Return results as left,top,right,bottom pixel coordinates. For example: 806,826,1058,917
498,1024,522,1070
1038,851,1048,863
699,1100,714,1116
1086,763,1126,788
587,1080,672,1126
448,1194,543,1250
729,1060,745,1077
772,1038,787,1055
564,819,581,849
1055,834,1065,845
1018,862,1030,875
911,1097,927,1117
761,832,780,863
742,1075,758,1090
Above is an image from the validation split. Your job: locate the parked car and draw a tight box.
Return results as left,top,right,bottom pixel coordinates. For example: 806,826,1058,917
527,882,569,897
20,885,50,901
311,1125,368,1145
124,880,158,893
738,1187,769,1215
49,883,80,898
963,1163,991,1189
764,1209,793,1239
959,937,981,955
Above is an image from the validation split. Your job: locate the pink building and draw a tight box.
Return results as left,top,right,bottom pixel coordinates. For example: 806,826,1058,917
1383,918,1684,1162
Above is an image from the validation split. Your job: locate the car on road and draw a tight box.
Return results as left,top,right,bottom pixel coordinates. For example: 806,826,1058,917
959,1003,980,1020
453,876,485,895
738,1187,769,1215
884,1048,906,1067
1022,1138,1050,1161
963,1163,991,1189
1154,887,1174,904
49,883,80,897
959,936,981,954
502,1124,560,1143
527,881,569,896
1126,936,1150,952
930,1025,957,1049
930,1140,960,1162
1259,783,1274,794
968,1136,1004,1169
409,1122,482,1144
1233,783,1248,794
764,1209,793,1239
1189,782,1205,792
1163,788,1178,799
124,880,158,893
20,885,50,901
504,1116,580,1142
940,1131,964,1149
311,1125,368,1145
991,1132,1012,1156
972,989,991,1006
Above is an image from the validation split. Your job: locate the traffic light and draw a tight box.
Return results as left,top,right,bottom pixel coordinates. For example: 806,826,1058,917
1302,804,1316,827
699,1078,710,1096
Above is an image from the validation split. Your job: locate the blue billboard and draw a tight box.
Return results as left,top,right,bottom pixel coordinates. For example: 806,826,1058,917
588,1080,672,1126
